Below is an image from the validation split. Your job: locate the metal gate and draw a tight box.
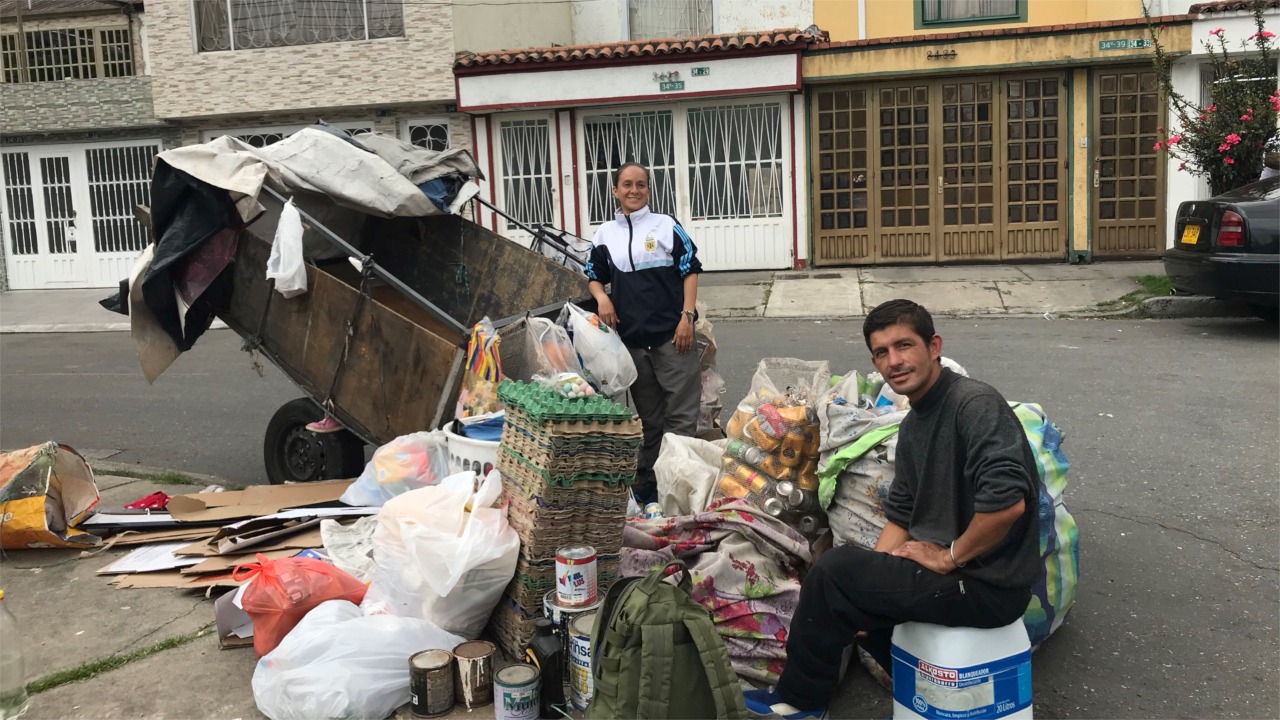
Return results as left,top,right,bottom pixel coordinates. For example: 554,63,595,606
1091,67,1165,257
576,96,793,270
2,140,159,289
812,74,1067,265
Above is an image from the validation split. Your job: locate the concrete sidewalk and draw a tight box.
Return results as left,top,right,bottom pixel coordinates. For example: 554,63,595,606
0,261,1167,333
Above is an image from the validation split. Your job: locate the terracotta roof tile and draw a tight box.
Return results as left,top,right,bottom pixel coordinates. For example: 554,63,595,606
1188,0,1279,13
812,14,1192,51
455,27,827,69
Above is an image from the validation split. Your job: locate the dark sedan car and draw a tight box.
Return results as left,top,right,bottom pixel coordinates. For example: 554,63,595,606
1164,176,1280,320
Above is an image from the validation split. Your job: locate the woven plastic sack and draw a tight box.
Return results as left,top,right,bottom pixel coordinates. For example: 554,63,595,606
339,430,449,507
232,553,369,657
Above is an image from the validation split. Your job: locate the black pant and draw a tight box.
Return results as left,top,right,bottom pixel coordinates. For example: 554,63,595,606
778,545,1031,710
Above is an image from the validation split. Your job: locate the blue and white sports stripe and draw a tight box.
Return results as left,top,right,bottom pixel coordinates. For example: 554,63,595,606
673,224,697,277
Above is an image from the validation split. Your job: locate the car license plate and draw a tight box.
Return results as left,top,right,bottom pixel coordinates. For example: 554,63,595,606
1181,225,1200,245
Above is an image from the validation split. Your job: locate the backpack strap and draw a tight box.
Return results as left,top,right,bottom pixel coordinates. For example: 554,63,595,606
636,623,676,718
683,617,748,719
638,559,692,595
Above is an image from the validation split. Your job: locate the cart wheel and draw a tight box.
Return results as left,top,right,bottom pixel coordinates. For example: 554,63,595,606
263,399,365,485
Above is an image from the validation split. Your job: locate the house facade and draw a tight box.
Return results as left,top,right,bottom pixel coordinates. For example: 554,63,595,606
1163,0,1279,244
1,0,171,291
802,0,1195,266
453,1,821,271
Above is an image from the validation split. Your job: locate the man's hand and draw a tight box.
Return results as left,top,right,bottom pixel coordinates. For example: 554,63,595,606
672,315,694,353
597,296,619,329
890,540,955,575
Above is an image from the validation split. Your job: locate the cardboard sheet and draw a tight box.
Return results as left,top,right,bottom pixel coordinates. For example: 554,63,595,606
175,526,325,557
180,549,297,575
166,480,353,523
98,542,205,575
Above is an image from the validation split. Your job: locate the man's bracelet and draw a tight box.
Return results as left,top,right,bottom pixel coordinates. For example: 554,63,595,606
950,545,967,569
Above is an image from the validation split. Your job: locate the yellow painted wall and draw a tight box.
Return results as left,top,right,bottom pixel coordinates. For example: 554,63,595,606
817,0,1152,43
803,23,1192,80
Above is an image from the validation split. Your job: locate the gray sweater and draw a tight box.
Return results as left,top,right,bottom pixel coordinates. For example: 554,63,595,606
882,368,1041,589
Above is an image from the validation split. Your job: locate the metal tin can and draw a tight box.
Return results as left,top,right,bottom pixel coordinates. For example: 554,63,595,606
568,612,597,711
642,502,664,519
555,544,598,606
544,590,604,676
762,497,786,517
409,649,455,718
452,640,495,709
494,663,540,720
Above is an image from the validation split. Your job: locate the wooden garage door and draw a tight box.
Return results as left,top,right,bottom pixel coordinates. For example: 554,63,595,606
812,73,1068,266
1092,68,1165,257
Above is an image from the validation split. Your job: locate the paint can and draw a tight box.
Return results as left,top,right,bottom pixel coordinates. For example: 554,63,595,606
555,543,598,606
568,612,597,711
452,640,495,709
493,663,540,720
543,590,604,676
409,649,455,718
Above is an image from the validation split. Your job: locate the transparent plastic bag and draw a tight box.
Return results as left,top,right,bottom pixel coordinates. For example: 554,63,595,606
252,599,464,720
525,316,584,377
457,317,503,419
339,431,449,507
266,198,307,298
562,302,637,397
361,470,519,638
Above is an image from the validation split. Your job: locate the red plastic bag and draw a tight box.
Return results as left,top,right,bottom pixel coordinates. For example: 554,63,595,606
232,553,368,657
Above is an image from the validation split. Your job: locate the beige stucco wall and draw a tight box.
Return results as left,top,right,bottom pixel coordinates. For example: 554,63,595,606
453,0,572,53
146,0,455,120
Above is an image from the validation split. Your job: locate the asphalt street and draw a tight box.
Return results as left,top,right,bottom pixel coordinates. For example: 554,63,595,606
2,316,1277,718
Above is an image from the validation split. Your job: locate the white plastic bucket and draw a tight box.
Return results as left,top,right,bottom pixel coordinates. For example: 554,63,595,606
444,424,499,478
891,619,1032,719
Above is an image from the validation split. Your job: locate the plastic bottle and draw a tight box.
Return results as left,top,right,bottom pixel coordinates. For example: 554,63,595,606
0,589,29,720
524,618,564,719
891,620,1032,719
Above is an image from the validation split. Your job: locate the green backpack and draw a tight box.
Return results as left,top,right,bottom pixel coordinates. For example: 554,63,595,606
586,560,748,719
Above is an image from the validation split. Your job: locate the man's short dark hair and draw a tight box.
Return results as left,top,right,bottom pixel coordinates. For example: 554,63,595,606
613,162,650,186
862,299,936,350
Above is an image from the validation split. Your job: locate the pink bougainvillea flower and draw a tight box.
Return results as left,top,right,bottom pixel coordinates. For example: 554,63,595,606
1269,93,1280,112
1178,162,1187,171
1209,27,1225,36
1207,104,1217,113
1168,134,1182,144
1219,142,1231,152
1251,30,1275,40
1224,157,1235,165
1153,141,1163,151
1225,133,1241,145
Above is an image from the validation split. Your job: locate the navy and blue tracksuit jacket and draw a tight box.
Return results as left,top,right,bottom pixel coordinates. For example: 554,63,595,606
584,205,702,349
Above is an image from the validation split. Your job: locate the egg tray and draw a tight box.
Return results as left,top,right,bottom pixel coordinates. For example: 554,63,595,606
502,420,643,461
499,380,637,424
502,472,633,512
505,406,644,439
498,445,635,488
500,429,640,478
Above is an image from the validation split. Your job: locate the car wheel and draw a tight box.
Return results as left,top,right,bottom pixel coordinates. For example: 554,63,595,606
263,399,365,484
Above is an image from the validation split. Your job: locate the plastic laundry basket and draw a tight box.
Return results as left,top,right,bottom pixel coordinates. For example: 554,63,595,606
443,423,500,478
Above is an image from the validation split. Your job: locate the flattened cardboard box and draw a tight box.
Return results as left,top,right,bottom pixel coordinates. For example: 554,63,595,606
166,480,353,523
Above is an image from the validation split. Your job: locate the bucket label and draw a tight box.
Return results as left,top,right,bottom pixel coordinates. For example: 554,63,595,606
891,647,1031,720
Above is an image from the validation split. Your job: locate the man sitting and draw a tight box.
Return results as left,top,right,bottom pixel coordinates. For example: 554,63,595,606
745,299,1041,718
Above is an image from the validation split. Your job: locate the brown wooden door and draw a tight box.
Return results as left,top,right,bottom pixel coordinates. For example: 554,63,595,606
875,84,935,262
1003,75,1068,259
812,87,873,264
1092,67,1166,257
938,78,999,261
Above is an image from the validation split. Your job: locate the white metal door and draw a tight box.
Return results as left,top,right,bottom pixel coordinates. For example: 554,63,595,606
1,151,42,289
494,115,559,248
85,142,159,286
1,148,90,288
575,97,792,270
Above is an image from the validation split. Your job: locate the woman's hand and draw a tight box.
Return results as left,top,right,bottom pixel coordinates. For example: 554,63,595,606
672,314,694,354
597,296,619,329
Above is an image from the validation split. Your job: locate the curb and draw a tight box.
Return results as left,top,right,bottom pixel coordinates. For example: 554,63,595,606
1140,295,1255,319
90,460,230,487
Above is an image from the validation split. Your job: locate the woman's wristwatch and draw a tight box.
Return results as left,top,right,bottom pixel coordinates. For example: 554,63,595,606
682,310,696,323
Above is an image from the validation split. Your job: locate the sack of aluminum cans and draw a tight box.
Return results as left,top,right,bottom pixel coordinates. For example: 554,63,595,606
717,359,830,537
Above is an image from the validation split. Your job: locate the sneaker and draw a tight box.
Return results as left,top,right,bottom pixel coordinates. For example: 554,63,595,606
306,415,343,433
744,688,827,719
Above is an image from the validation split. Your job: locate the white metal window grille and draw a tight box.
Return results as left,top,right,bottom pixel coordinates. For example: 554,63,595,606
0,28,134,83
2,153,38,256
203,123,373,147
99,29,133,78
499,119,554,230
921,0,1019,23
686,103,784,221
87,145,158,254
406,122,450,151
582,111,676,224
628,0,712,40
39,157,77,255
193,0,405,53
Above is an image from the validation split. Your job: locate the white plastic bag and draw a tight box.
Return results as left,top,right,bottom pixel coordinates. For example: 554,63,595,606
266,198,307,298
655,433,730,517
362,470,519,638
320,515,378,584
563,303,637,397
252,599,463,720
339,430,449,507
526,316,584,377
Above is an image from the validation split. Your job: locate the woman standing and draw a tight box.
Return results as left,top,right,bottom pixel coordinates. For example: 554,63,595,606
586,162,702,504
